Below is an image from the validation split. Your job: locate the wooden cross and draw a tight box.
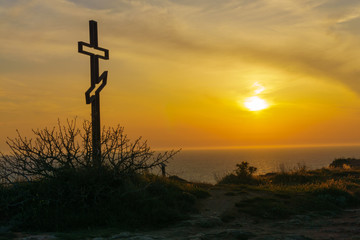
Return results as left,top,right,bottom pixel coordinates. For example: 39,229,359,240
78,20,109,168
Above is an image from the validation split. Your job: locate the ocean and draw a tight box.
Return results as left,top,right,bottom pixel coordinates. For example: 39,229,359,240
164,145,360,184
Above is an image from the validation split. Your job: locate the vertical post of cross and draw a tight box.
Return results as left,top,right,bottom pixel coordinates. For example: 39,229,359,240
89,21,101,169
78,20,109,169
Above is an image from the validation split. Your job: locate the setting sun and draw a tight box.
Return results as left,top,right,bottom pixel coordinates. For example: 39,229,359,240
3,2,360,237
2,0,360,151
244,96,269,111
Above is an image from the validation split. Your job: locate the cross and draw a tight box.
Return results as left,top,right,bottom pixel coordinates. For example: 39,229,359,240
78,20,109,168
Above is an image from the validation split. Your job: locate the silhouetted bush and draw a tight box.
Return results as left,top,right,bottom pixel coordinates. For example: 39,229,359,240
0,119,178,183
0,119,209,231
218,161,259,185
0,171,206,231
329,158,360,169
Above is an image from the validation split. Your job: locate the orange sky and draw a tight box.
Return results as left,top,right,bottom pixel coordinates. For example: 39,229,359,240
1,0,360,150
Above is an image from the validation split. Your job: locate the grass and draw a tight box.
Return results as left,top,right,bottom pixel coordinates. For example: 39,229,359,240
2,158,360,236
0,168,210,232
235,180,358,219
218,161,360,219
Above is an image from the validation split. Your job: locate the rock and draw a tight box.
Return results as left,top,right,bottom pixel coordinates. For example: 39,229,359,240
270,221,287,228
110,232,164,240
176,220,194,227
188,229,255,240
180,216,222,228
294,215,312,222
214,229,255,239
283,235,313,240
20,235,57,240
196,216,223,228
187,233,207,240
255,237,278,240
111,232,133,239
220,210,237,223
128,236,158,240
255,235,313,240
288,219,303,226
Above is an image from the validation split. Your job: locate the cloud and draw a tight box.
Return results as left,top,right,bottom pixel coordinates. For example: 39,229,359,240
2,0,360,148
1,0,360,84
66,0,130,10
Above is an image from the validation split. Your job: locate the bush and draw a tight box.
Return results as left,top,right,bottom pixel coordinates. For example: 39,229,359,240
329,158,360,169
0,119,178,183
218,162,258,185
0,119,204,231
0,171,203,230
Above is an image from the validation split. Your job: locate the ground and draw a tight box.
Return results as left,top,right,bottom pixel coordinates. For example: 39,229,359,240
10,187,360,240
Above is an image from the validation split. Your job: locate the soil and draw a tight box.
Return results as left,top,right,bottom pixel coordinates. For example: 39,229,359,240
11,188,360,240
192,188,360,240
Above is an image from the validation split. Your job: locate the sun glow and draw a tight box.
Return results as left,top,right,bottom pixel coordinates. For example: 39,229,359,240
253,82,265,94
244,96,269,111
241,82,270,111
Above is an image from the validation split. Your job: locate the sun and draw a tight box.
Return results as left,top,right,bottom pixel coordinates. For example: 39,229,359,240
244,96,269,111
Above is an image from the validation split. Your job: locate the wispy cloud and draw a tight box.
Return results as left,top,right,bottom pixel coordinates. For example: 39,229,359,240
2,0,360,148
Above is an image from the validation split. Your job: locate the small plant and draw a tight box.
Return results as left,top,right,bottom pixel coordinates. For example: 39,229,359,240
217,161,258,185
235,161,257,178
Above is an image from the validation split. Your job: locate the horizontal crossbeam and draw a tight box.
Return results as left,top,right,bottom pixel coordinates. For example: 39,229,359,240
78,41,109,60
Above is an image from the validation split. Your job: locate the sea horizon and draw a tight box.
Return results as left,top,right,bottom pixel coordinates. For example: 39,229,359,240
154,143,360,152
165,144,360,184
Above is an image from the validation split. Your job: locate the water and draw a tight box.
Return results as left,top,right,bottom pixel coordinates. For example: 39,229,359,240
164,145,360,184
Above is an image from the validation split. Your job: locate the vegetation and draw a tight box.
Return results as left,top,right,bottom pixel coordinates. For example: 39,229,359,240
329,157,360,169
1,120,360,234
0,119,208,231
0,172,209,231
0,119,178,182
217,161,259,185
218,161,360,219
235,178,359,219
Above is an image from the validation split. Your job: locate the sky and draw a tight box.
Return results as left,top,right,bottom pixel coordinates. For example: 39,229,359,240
1,0,360,150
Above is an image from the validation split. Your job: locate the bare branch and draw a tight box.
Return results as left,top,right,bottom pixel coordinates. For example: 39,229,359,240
0,119,180,184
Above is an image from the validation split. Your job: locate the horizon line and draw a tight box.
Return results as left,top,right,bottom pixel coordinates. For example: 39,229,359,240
153,142,360,151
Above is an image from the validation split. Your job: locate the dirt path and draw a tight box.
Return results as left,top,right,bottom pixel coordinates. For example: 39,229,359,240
122,188,360,239
193,188,360,240
13,189,360,240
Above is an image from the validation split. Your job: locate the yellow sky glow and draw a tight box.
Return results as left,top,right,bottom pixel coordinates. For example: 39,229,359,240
1,0,360,150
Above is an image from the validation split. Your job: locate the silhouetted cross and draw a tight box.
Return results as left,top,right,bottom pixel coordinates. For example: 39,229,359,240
78,20,109,168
